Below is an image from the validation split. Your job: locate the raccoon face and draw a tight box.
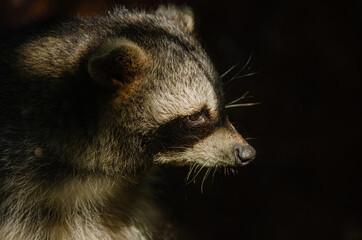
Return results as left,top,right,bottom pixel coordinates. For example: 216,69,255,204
88,6,255,169
146,75,256,168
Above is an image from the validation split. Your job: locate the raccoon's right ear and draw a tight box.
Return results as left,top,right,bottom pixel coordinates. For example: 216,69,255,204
88,39,149,88
156,5,194,33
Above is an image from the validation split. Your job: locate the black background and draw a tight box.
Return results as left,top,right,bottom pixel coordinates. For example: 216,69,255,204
1,0,361,239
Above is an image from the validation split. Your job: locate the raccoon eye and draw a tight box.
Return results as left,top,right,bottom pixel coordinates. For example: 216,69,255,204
185,111,206,127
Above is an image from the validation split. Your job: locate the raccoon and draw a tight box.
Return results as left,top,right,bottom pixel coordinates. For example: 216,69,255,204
0,5,256,240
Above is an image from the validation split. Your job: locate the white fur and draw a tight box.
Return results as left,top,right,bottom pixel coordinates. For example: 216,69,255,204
153,125,247,167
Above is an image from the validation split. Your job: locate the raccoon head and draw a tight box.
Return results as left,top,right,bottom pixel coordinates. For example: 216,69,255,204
87,6,255,172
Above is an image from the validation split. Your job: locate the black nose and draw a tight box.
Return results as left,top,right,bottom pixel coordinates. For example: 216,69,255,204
234,144,256,166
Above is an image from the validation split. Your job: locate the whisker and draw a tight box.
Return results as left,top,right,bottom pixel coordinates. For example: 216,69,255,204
185,163,197,183
226,71,259,84
227,90,251,105
220,63,239,79
227,53,253,83
185,165,197,184
225,102,261,109
245,137,257,141
192,165,202,184
231,168,238,176
196,163,207,179
186,164,205,185
201,168,211,193
192,164,200,176
212,167,218,184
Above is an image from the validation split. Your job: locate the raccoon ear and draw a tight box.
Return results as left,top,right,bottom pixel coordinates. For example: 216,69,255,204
88,39,149,87
156,5,194,33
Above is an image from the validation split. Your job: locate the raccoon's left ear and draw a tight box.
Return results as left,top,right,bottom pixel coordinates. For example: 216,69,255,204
88,39,149,88
156,5,194,33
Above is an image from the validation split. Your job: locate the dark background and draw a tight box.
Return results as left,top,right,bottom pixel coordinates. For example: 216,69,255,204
1,0,361,239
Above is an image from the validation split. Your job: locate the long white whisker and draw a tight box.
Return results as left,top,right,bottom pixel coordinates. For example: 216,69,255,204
245,137,257,141
220,63,239,79
226,72,258,84
201,168,211,193
186,164,205,185
185,165,196,184
226,54,253,83
185,163,197,183
225,102,261,108
196,163,207,179
212,167,218,184
227,90,251,105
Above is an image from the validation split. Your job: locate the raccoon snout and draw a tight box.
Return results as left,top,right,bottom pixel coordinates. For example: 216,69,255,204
233,143,256,166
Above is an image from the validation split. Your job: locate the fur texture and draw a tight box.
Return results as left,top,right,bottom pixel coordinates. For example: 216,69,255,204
0,5,255,240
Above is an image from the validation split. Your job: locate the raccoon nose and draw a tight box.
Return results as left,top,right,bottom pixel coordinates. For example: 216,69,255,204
234,144,256,166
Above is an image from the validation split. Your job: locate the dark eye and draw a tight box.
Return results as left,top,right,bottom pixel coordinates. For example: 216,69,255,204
185,111,207,127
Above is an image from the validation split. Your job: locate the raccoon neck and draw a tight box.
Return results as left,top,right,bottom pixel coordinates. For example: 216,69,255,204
0,166,160,240
1,76,158,239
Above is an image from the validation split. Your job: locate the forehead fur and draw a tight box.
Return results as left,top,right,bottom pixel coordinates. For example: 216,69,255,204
147,44,220,124
145,62,219,125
